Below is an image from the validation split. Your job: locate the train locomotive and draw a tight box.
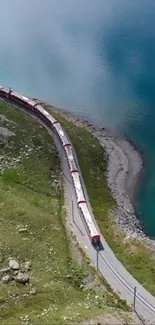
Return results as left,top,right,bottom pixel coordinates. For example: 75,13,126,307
0,86,100,245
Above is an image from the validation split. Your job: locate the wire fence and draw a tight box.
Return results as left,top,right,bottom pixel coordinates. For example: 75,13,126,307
98,251,155,314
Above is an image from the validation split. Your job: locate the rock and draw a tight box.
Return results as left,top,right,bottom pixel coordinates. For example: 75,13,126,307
15,271,29,285
1,274,11,284
18,228,28,234
24,261,32,271
0,267,10,274
66,274,72,279
9,259,19,270
0,127,15,139
30,288,36,295
16,159,21,163
80,284,84,289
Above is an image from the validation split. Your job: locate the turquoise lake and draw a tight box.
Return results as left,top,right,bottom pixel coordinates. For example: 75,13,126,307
0,0,155,237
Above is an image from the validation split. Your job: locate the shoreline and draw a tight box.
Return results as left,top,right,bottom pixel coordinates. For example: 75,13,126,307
35,98,155,248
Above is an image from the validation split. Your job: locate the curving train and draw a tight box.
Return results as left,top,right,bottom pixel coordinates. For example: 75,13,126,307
0,86,100,245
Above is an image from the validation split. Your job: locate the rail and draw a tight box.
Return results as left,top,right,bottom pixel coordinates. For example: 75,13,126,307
0,92,155,320
99,251,155,314
50,108,155,318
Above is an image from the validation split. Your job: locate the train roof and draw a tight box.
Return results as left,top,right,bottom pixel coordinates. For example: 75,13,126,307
79,202,99,236
65,146,78,171
54,123,70,146
72,172,86,202
0,86,10,94
72,172,81,190
36,105,57,124
11,91,36,106
65,145,74,160
75,188,86,203
36,105,49,115
11,91,25,99
68,157,78,172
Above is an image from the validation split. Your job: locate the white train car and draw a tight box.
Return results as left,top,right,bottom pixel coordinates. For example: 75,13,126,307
71,171,86,204
34,104,57,126
21,95,36,109
54,123,70,147
0,86,10,98
0,87,101,246
79,202,100,244
65,145,79,173
10,91,35,111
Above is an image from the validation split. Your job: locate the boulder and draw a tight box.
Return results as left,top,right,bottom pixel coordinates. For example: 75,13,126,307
15,271,29,285
9,259,19,270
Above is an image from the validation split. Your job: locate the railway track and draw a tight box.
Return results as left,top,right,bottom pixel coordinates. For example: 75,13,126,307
0,88,155,323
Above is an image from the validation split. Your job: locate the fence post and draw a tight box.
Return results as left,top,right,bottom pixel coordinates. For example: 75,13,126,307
96,249,99,270
61,153,63,170
133,286,137,311
72,200,74,223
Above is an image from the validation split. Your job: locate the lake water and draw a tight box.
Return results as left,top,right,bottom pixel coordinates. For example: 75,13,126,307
1,0,155,237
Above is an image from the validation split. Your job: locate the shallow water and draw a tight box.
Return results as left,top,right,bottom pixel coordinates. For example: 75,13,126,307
0,0,155,237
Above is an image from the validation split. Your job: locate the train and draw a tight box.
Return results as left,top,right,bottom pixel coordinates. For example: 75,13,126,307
0,86,101,245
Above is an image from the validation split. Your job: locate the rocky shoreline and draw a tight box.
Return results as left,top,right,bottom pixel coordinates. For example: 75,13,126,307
36,99,155,248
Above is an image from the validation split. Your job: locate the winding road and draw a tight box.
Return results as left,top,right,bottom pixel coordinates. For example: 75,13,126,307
1,97,155,323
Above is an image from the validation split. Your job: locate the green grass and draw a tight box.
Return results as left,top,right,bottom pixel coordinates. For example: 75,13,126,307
0,102,129,325
45,105,155,296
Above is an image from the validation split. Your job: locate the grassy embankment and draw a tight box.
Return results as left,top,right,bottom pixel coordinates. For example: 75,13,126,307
0,102,130,325
45,105,155,296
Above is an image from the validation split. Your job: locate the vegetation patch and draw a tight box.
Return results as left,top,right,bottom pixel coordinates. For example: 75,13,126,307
46,105,155,296
0,102,130,325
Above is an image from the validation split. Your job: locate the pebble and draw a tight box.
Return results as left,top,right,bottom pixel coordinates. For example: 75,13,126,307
30,288,36,295
24,261,32,271
18,228,28,234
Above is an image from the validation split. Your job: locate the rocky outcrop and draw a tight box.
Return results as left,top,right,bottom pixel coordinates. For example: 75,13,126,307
0,127,15,140
0,258,31,286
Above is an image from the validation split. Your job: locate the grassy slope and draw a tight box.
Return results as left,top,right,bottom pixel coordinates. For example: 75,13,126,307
46,106,155,296
0,102,129,325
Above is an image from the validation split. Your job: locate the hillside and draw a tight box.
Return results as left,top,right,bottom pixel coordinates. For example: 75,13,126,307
0,101,140,325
